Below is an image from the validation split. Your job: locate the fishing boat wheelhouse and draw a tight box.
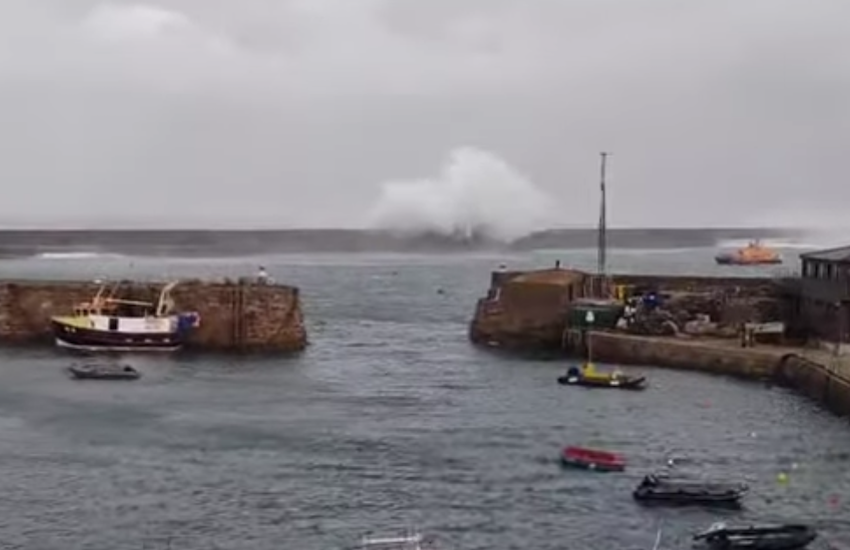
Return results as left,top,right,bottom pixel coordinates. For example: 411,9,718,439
51,281,200,351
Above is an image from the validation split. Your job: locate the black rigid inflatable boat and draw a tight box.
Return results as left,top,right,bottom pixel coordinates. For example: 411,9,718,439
693,522,817,550
633,473,748,506
67,363,141,381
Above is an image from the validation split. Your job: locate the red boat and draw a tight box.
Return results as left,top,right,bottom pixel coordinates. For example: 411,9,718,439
561,446,626,472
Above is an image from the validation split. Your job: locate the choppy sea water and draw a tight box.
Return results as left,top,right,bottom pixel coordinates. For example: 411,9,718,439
1,247,848,550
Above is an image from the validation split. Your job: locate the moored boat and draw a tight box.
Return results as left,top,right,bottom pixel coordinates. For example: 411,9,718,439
355,530,437,550
51,281,200,352
633,473,748,506
67,363,141,380
557,364,646,389
560,446,626,472
693,522,817,550
715,240,782,265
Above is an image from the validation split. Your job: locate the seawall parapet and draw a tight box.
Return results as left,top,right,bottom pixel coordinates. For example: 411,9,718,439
0,279,307,352
584,330,850,417
583,331,780,378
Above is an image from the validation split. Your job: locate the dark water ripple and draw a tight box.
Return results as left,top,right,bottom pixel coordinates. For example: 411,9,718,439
0,249,848,549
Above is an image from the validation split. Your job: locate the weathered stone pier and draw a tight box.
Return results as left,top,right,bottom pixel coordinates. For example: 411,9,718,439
469,268,783,352
468,265,850,417
0,279,307,352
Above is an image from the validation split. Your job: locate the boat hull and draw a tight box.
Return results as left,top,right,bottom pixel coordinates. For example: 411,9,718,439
694,524,818,550
561,448,625,472
52,320,183,352
67,365,141,380
557,375,646,390
633,483,747,507
715,256,783,266
694,524,817,550
561,457,624,471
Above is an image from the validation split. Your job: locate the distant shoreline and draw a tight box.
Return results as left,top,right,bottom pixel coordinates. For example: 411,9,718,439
0,227,829,259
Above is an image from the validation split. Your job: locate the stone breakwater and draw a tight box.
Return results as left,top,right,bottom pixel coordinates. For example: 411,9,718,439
469,268,783,351
0,279,307,352
469,267,850,417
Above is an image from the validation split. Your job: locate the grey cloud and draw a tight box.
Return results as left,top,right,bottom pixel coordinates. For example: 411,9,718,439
0,0,847,229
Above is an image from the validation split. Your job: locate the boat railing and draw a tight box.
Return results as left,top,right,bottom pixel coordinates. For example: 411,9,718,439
104,297,155,307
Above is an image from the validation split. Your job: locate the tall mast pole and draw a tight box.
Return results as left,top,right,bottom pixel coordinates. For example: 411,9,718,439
597,152,611,277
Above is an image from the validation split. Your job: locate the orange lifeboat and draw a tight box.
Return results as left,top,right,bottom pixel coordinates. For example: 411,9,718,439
715,240,782,265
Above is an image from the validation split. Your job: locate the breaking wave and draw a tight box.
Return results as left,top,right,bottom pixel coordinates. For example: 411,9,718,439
34,252,125,260
365,147,558,243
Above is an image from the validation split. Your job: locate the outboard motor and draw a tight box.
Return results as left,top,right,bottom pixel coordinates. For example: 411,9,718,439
177,312,201,332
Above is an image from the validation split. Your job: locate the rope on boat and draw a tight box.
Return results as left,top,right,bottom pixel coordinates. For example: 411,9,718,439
652,526,662,550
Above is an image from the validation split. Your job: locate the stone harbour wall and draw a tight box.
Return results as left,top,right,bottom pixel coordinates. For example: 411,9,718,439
469,269,587,351
775,354,850,417
584,330,850,417
473,268,850,419
469,269,784,351
0,279,307,352
584,331,779,378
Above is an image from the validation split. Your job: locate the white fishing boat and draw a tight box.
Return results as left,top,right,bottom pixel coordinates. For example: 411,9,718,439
51,280,200,351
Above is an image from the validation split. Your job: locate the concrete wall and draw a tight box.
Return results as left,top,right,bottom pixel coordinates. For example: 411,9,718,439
584,331,779,378
583,330,850,417
0,279,307,352
775,354,850,417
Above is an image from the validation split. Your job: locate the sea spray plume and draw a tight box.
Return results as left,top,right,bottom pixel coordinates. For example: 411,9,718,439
366,147,558,243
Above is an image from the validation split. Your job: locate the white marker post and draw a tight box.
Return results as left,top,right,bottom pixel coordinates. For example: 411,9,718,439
585,310,595,364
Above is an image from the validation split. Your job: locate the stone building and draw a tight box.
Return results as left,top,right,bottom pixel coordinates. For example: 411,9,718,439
798,245,850,342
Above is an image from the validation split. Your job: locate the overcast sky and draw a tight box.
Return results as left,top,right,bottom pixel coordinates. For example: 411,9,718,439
0,0,847,229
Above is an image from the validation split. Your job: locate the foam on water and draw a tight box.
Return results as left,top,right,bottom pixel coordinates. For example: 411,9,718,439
34,252,124,260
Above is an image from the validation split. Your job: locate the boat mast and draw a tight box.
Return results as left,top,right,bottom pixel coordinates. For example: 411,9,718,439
597,152,611,287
